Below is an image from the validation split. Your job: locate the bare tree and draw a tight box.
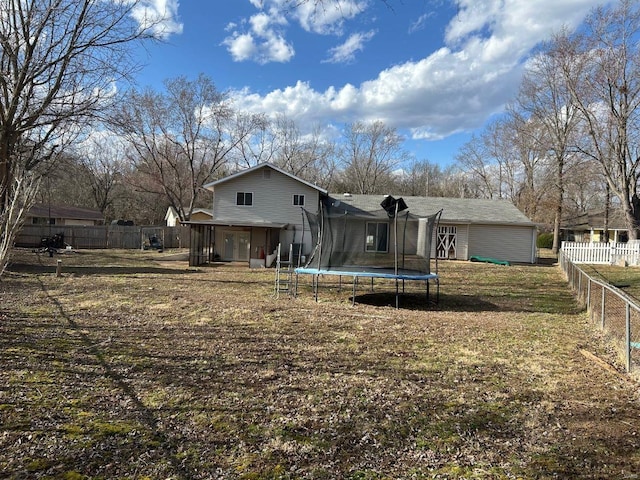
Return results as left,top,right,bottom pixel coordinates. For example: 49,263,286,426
271,117,337,189
115,75,262,222
515,43,583,251
455,133,502,199
227,113,273,169
0,0,160,273
74,135,128,219
338,120,407,194
394,159,459,197
560,0,640,240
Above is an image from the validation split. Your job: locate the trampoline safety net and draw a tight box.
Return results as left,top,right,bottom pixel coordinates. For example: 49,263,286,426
302,196,442,276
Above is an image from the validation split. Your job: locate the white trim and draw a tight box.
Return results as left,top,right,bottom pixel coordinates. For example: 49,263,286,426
293,194,305,206
236,191,254,206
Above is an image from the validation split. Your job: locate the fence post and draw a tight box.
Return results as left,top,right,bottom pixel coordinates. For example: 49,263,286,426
626,303,632,372
601,288,606,329
586,277,591,311
578,270,582,301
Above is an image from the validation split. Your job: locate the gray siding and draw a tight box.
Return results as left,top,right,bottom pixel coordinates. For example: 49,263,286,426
213,167,320,225
468,224,536,263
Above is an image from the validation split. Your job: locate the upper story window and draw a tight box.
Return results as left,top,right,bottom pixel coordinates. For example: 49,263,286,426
293,194,305,206
236,192,253,206
365,222,389,253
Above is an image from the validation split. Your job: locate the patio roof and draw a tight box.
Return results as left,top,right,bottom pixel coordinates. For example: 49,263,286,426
181,220,288,229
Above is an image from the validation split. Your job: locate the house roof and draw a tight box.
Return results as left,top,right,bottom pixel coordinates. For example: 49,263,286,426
328,194,536,226
181,220,288,229
164,206,178,221
165,206,213,221
562,209,628,231
203,162,328,195
27,204,104,221
191,208,213,217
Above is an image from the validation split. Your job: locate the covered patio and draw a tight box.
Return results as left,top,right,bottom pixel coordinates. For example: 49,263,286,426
183,220,288,267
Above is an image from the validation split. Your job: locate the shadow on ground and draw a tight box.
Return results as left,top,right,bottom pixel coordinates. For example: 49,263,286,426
6,263,201,276
352,292,500,312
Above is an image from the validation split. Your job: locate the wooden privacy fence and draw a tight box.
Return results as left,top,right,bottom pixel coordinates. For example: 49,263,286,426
561,241,640,265
15,224,191,250
559,249,640,373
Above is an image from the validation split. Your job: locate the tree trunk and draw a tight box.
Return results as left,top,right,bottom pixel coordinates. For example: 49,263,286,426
603,184,610,243
630,193,640,241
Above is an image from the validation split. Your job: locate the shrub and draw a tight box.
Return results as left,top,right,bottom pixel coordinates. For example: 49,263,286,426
537,232,554,249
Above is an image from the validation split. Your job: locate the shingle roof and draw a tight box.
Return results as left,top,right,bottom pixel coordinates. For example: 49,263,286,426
27,204,104,221
328,194,536,226
562,209,628,230
203,162,328,195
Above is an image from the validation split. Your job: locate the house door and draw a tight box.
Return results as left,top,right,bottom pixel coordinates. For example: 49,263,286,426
222,231,250,261
437,226,457,259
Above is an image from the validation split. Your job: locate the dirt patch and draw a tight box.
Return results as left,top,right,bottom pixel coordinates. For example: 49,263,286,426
1,248,639,479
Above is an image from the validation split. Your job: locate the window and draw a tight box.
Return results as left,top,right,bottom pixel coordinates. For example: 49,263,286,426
293,194,305,206
32,217,54,225
365,222,389,252
236,192,253,206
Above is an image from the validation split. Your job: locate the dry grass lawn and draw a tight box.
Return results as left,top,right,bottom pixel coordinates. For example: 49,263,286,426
1,248,640,479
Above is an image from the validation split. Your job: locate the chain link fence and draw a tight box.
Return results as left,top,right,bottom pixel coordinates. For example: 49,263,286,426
559,249,640,372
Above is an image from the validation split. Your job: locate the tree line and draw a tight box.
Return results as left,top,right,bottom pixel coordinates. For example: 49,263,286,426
40,89,465,226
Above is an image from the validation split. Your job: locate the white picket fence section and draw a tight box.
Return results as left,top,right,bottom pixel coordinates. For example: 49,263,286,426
561,241,640,265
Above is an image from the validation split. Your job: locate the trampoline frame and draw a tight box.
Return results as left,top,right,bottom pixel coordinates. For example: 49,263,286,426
294,266,439,307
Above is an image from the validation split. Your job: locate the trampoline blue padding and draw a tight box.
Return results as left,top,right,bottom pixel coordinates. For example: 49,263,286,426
295,266,438,281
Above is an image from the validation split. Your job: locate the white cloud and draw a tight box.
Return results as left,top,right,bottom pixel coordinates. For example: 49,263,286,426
323,30,376,64
129,0,183,39
224,33,258,62
230,0,614,141
293,0,369,34
222,7,294,64
408,12,434,34
224,0,369,64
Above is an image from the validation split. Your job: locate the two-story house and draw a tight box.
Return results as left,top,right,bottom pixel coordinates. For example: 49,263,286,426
185,162,538,267
185,163,326,266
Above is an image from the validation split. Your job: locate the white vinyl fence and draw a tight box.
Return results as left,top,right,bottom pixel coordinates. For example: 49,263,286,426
561,241,640,265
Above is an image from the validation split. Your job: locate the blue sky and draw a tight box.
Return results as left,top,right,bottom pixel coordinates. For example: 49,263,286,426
131,0,614,167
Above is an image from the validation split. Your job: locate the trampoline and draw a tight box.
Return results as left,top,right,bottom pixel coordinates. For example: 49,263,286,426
294,195,442,308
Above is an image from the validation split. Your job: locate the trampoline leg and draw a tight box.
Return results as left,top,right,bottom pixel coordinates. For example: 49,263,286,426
352,276,357,306
314,274,319,302
395,279,399,309
370,277,374,292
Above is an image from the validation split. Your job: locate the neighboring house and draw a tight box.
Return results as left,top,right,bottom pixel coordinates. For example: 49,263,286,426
165,206,213,226
26,204,104,226
186,162,538,266
190,208,214,222
562,209,629,243
165,206,180,227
